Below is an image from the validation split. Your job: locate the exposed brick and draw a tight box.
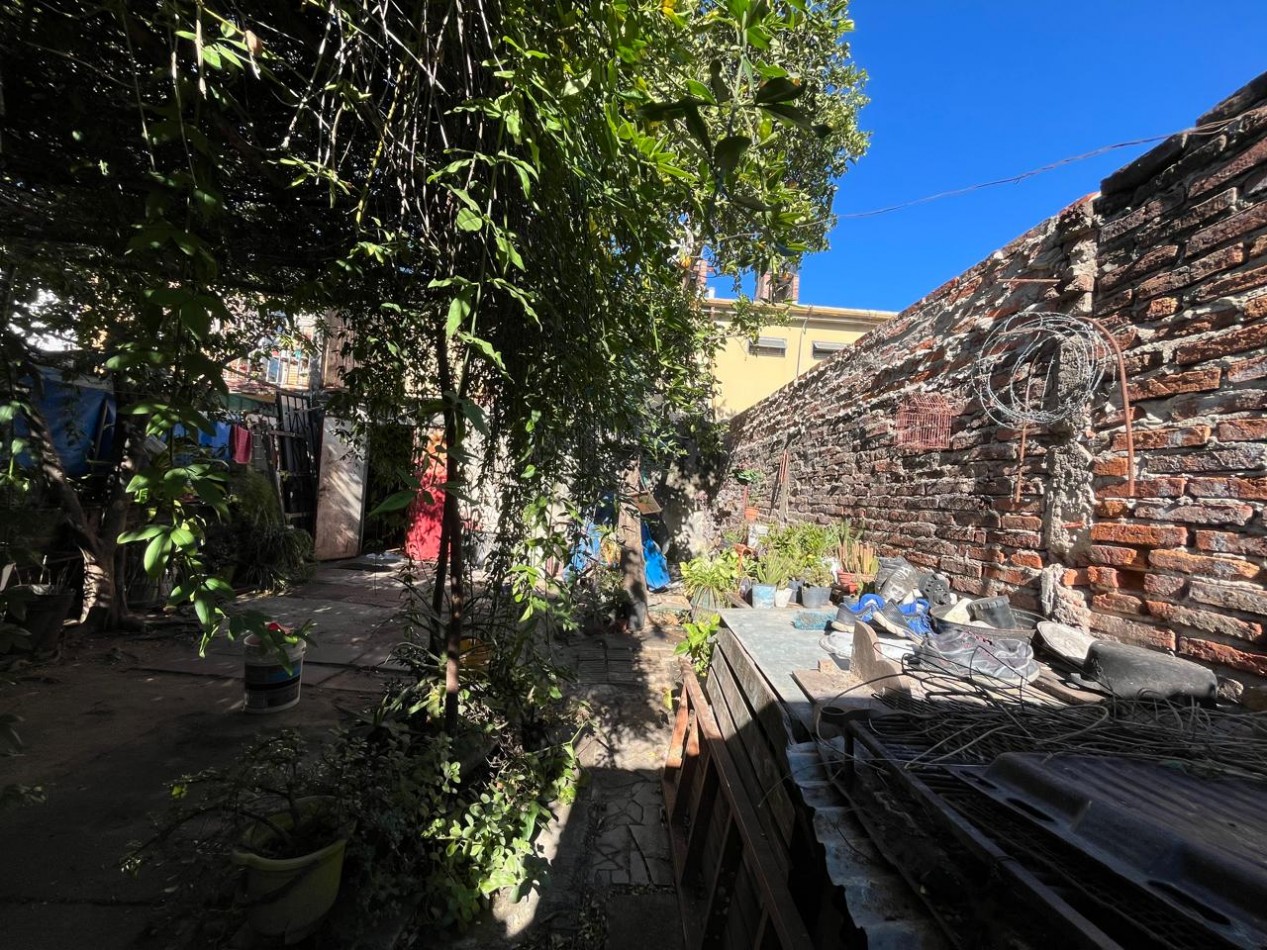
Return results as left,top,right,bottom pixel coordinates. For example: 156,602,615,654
1089,612,1176,650
1135,245,1244,298
1194,531,1267,557
1000,514,1042,532
1195,260,1267,301
1094,456,1130,476
1127,367,1222,401
1187,202,1267,255
1147,444,1267,473
983,565,1034,586
1096,499,1131,518
1063,568,1090,587
1112,425,1210,451
1144,573,1187,596
1089,545,1149,570
1010,550,1044,569
1148,601,1263,641
1098,477,1186,498
1148,548,1262,580
1089,522,1189,546
1143,296,1179,318
1093,592,1146,615
1217,420,1267,442
1100,243,1179,291
1189,579,1267,617
1251,233,1267,259
1189,136,1267,198
1146,301,1242,341
1228,353,1267,383
1137,188,1238,247
1174,321,1267,365
1187,476,1267,500
1087,566,1121,589
1178,637,1267,677
1171,388,1267,421
1133,501,1255,526
1100,194,1180,243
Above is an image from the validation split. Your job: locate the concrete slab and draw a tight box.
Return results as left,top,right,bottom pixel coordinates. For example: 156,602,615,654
0,901,154,950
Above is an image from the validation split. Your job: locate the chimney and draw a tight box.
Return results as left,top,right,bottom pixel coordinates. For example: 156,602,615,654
756,269,799,303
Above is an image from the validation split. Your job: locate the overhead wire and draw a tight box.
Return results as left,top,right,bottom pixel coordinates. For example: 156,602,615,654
835,106,1264,220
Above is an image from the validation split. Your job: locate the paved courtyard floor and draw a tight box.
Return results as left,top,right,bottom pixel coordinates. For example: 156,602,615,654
0,562,687,949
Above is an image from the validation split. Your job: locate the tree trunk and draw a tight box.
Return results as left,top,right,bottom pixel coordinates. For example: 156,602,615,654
435,328,464,735
618,454,647,633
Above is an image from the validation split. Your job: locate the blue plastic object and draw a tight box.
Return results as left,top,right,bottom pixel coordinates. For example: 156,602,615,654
750,583,776,609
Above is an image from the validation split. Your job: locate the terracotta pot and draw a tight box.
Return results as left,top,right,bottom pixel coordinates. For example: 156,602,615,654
744,507,759,523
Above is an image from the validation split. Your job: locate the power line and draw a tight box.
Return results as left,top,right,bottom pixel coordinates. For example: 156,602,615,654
836,108,1258,220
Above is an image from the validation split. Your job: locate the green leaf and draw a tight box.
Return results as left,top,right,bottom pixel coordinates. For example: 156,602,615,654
708,60,731,103
754,77,803,104
118,525,166,544
682,105,711,154
714,135,750,180
760,102,814,131
142,533,174,578
446,293,472,338
367,490,417,517
455,207,483,232
685,79,715,104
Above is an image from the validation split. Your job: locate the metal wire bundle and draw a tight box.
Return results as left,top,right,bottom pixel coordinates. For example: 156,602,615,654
973,311,1114,427
866,698,1267,781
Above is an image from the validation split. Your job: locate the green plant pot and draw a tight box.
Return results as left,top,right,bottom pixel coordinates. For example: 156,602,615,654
232,797,350,945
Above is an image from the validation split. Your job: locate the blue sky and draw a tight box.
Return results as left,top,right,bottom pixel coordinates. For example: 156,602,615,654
775,1,1267,313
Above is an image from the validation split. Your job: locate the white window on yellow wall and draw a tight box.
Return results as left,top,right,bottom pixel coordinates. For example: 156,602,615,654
749,336,787,357
812,341,845,360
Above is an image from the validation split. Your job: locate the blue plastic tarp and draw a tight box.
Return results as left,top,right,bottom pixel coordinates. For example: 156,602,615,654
13,370,115,477
566,494,670,593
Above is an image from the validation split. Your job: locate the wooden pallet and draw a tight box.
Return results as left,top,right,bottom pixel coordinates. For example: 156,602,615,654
663,659,814,950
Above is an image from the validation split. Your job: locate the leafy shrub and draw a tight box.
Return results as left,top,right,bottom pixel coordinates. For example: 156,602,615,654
674,612,720,677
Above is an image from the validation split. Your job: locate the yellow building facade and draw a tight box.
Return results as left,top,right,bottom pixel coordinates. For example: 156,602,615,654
706,297,897,417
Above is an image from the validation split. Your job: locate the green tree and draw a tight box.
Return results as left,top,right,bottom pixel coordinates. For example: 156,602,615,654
1,0,867,731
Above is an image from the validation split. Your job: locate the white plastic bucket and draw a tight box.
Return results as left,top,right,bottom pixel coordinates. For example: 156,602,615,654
243,634,306,714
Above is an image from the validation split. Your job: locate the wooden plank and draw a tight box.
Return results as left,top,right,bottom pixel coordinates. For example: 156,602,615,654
707,647,796,862
681,663,815,950
714,627,802,746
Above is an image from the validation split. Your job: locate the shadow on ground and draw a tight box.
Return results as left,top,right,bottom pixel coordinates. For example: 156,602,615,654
0,565,688,950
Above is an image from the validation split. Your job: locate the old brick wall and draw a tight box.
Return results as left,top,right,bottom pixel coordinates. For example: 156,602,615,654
1085,75,1267,680
716,71,1267,684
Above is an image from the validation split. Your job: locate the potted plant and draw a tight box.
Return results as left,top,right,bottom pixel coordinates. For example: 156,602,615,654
750,551,793,609
230,613,316,714
1,560,75,656
734,468,765,522
834,521,879,594
681,549,740,616
125,730,354,946
800,561,834,609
